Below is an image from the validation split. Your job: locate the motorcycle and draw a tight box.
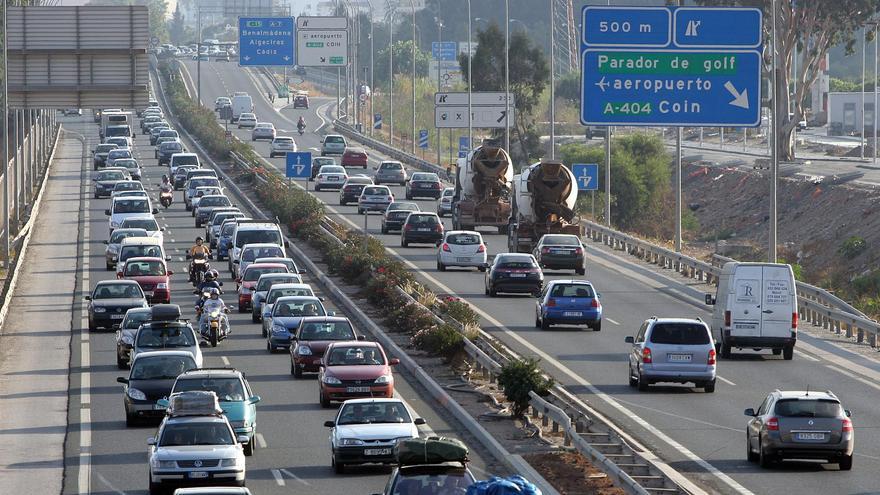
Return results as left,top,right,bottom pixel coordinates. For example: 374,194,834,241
297,123,305,136
186,252,212,286
194,300,230,347
160,190,173,209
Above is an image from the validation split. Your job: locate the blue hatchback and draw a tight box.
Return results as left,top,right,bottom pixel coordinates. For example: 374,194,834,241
535,280,602,331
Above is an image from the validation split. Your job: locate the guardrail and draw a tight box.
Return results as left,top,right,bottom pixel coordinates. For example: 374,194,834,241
331,120,449,177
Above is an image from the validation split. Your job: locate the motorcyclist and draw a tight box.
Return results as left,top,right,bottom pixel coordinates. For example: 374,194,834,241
198,288,229,336
195,270,222,308
160,175,172,193
188,237,211,282
297,116,306,132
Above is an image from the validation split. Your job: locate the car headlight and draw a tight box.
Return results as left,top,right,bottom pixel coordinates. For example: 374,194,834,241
93,307,107,313
108,245,119,253
374,374,393,384
219,457,241,468
340,438,365,446
297,344,312,355
272,325,287,334
150,458,177,469
322,375,341,385
127,387,147,400
121,333,134,345
110,221,120,228
156,283,167,289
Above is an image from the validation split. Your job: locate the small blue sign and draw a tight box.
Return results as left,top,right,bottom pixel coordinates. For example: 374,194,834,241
285,151,312,178
458,136,469,158
373,113,382,129
239,17,295,67
418,130,429,149
582,7,671,48
673,8,762,48
572,163,599,191
432,41,458,61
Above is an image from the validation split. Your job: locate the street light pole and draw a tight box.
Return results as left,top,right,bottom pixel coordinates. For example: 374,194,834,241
410,0,417,155
549,3,555,159
437,17,443,167
197,5,202,105
367,0,374,137
862,26,866,159
875,22,879,164
390,10,395,147
604,0,612,227
467,0,472,150
504,0,510,153
769,0,778,262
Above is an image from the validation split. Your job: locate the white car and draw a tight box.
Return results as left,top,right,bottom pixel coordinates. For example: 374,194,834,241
324,398,424,473
237,113,257,128
269,136,296,157
107,196,157,234
251,122,276,141
129,322,203,368
191,186,224,210
436,230,487,272
118,215,165,244
215,97,232,111
314,165,348,191
110,180,145,199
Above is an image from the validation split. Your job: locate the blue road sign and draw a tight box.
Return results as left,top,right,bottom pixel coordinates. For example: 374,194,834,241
432,41,458,61
239,17,295,67
572,163,599,191
419,130,429,149
286,151,312,178
580,6,762,127
458,136,470,158
373,113,382,129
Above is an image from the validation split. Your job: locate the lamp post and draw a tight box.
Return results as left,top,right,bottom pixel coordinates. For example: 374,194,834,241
410,0,416,154
467,1,473,150
504,0,510,153
548,3,555,159
366,0,374,136
389,10,395,147
861,26,866,159
436,17,443,167
769,0,778,262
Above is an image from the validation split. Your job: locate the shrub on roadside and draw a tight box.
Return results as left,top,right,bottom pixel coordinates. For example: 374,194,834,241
839,236,867,260
411,324,465,362
497,358,555,419
437,295,480,328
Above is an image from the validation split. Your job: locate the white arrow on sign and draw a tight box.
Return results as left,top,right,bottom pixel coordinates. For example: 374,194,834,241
243,55,251,61
579,175,592,188
724,81,749,109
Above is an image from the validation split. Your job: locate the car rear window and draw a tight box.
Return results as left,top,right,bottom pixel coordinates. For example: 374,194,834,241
550,284,594,298
407,215,438,225
120,218,159,231
235,229,282,248
774,399,842,418
447,233,480,245
648,323,710,345
380,162,402,170
244,266,287,281
412,173,439,181
268,287,313,302
173,155,198,166
497,260,536,269
325,136,344,144
364,187,389,195
542,235,580,246
256,276,299,291
299,321,355,341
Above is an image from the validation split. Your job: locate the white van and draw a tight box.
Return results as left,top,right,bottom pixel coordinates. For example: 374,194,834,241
705,262,798,360
231,94,253,122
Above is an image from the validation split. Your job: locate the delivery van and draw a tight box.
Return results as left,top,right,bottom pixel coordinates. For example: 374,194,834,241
231,94,253,122
705,262,798,360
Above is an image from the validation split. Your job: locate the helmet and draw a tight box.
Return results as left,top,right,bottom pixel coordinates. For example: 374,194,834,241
162,174,168,181
210,269,220,279
208,287,220,297
195,236,203,243
204,271,216,282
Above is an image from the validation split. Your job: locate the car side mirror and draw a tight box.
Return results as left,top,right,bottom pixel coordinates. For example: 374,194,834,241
705,294,716,305
104,209,111,215
147,437,157,446
744,408,756,417
103,240,109,244
92,177,98,182
389,358,400,366
160,227,166,231
152,208,159,214
112,324,120,330
298,268,307,274
233,259,240,264
248,395,261,404
624,336,634,344
318,297,325,302
435,240,442,247
324,420,335,427
116,377,129,384
356,335,366,341
327,310,336,316
156,398,169,408
845,409,852,417
165,256,172,262
484,242,489,247
237,435,250,445
84,295,92,301
414,418,426,425
199,340,209,347
167,270,174,276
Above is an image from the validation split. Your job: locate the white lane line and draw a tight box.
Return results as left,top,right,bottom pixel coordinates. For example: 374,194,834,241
94,472,127,495
280,468,311,486
221,356,230,365
255,432,267,449
606,317,620,325
270,468,285,486
796,350,820,362
79,163,92,495
716,375,737,386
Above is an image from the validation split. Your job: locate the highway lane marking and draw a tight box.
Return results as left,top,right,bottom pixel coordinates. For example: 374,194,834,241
271,468,285,486
221,356,230,365
716,375,737,386
606,317,620,325
280,468,310,486
795,351,820,362
823,364,880,392
255,432,267,449
94,472,127,495
79,170,92,494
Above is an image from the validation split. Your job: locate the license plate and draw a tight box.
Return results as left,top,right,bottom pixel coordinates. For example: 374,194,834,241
510,273,526,278
313,358,323,365
667,354,692,362
111,314,124,319
456,257,471,262
154,403,166,410
563,311,582,317
418,228,431,232
346,386,370,393
364,448,392,456
329,177,339,181
188,471,209,479
797,432,825,440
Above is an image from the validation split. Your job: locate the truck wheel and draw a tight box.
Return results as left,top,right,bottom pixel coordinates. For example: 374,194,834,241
498,224,508,235
576,267,586,276
782,345,794,360
721,342,731,359
772,348,782,356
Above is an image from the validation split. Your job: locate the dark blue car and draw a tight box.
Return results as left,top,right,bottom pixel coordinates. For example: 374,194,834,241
264,296,334,352
535,280,602,331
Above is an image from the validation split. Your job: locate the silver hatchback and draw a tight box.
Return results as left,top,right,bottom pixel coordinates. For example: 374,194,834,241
373,161,407,186
358,185,394,214
626,317,716,392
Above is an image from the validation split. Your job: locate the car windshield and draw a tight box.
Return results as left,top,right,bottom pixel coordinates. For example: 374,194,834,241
93,283,142,299
542,235,580,246
235,230,281,248
273,300,324,317
407,215,438,226
114,182,142,192
221,223,237,235
199,197,231,207
412,173,438,182
649,323,710,345
267,287,312,302
159,131,178,137
275,138,293,143
313,158,335,167
243,266,286,282
363,187,389,195
107,139,129,147
124,260,166,276
108,150,131,158
173,377,245,402
121,218,159,231
130,354,196,380
110,229,146,244
190,178,220,189
447,233,480,245
256,276,299,291
380,162,402,170
97,171,125,181
116,160,138,169
299,321,354,341
243,246,284,262
497,259,536,269
337,401,411,425
120,245,162,261
774,399,842,418
392,468,473,494
123,311,151,330
321,166,346,174
388,203,419,212
325,136,344,144
442,189,454,197
96,144,117,153
105,126,130,137
113,199,150,213
159,422,234,447
161,143,183,152
326,346,385,366
213,213,242,226
136,326,195,348
173,155,198,166
550,284,594,298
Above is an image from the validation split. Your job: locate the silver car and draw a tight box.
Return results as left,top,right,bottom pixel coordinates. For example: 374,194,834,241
320,134,347,155
104,228,148,270
437,187,454,216
373,161,407,186
625,317,716,392
358,185,394,214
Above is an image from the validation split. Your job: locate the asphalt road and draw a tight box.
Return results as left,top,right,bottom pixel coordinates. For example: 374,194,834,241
182,59,880,495
55,101,492,495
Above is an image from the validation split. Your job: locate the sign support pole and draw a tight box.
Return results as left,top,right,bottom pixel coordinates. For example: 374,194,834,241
1,0,9,264
675,127,682,252
604,126,611,226
769,0,778,262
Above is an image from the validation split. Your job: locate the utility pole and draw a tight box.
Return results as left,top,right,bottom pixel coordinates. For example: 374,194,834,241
604,0,611,227
861,26,866,159
769,0,778,262
197,5,202,105
367,0,374,137
549,0,555,159
410,0,416,155
389,10,394,146
467,0,472,150
2,0,9,264
437,17,443,166
504,0,510,153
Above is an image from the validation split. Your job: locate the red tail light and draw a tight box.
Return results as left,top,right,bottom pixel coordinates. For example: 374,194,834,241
546,298,556,307
541,247,550,254
435,224,443,232
724,310,731,327
766,417,779,431
433,183,441,189
707,349,716,365
477,244,485,253
642,347,652,363
575,247,583,255
791,312,798,329
404,225,413,231
387,196,394,201
843,418,853,432
442,243,451,252
590,298,600,308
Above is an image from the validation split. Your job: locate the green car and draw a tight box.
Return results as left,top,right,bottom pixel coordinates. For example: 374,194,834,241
165,368,261,455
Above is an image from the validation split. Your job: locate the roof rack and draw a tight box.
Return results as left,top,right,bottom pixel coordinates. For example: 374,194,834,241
165,391,223,417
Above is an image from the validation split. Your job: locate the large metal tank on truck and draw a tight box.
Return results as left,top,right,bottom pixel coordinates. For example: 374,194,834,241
451,142,513,233
508,160,582,253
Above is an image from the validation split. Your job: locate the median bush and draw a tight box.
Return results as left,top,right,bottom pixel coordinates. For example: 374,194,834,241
497,358,554,419
411,324,465,362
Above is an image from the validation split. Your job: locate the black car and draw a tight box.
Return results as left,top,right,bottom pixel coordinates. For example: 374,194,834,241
533,234,586,275
93,143,119,170
381,202,420,234
86,280,149,331
173,166,198,190
156,141,184,166
339,177,373,206
117,351,197,425
484,253,544,297
400,212,444,247
293,94,309,109
405,172,443,200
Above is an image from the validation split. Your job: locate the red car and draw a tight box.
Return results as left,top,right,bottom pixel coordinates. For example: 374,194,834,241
341,147,368,169
236,262,289,312
290,316,365,377
318,341,399,407
118,257,173,304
